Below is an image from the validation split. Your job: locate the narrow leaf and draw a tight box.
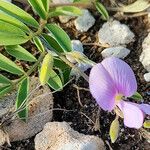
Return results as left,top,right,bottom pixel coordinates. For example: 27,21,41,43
95,2,109,21
109,118,120,143
47,70,63,91
46,24,72,52
0,53,24,75
0,85,12,98
54,58,71,84
0,21,29,45
40,53,54,85
0,12,30,34
122,0,150,13
42,33,65,53
41,0,49,12
0,74,11,85
143,120,150,129
16,77,29,122
0,0,39,28
28,0,47,19
6,45,37,62
33,36,45,52
130,92,143,101
49,6,82,17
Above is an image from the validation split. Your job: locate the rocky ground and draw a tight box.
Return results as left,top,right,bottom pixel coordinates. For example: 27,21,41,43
0,0,150,150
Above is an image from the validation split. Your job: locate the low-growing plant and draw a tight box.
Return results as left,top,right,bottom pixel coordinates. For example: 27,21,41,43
0,0,149,143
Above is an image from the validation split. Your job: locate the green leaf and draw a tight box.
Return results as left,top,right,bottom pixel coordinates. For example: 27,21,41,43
0,85,12,98
49,6,82,17
46,24,72,52
42,33,65,53
54,58,71,84
33,36,45,52
143,120,150,129
0,53,24,75
0,0,39,28
6,45,37,62
0,74,11,85
130,92,143,101
16,77,29,122
47,70,63,91
109,118,119,143
28,0,47,19
40,53,54,85
41,0,49,12
95,2,109,21
0,12,30,34
122,0,150,13
0,21,29,45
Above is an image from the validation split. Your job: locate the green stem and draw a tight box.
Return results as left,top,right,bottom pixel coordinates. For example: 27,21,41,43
59,54,89,82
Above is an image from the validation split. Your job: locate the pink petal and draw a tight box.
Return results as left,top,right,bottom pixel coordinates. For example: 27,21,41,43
138,104,150,115
101,57,137,97
118,101,144,129
89,63,117,111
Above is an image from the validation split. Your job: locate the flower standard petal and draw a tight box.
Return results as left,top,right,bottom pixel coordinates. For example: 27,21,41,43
101,57,137,97
118,101,144,129
89,63,117,111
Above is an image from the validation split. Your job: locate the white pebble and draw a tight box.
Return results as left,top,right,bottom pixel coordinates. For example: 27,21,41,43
98,20,135,47
101,46,130,59
144,72,150,82
74,9,95,32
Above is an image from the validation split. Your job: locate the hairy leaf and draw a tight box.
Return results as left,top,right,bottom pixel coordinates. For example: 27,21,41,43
0,0,39,28
0,21,29,45
0,53,24,75
143,120,150,129
49,6,82,17
16,77,29,122
40,53,54,85
0,85,12,98
42,33,65,53
46,24,72,52
33,36,45,52
28,0,47,19
0,12,30,34
6,45,37,62
47,70,63,91
130,92,143,101
109,118,119,143
95,1,109,21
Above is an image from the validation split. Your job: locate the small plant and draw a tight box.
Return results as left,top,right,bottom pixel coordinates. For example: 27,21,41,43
0,0,149,144
89,57,150,142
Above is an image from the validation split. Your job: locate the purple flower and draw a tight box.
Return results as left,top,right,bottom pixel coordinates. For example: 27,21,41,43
89,57,150,129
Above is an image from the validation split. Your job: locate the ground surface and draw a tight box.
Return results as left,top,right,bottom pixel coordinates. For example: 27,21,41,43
1,0,150,150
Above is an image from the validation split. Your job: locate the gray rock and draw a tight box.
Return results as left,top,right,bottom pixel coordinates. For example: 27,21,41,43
35,122,105,150
0,77,53,144
101,46,130,59
144,72,150,82
71,40,84,53
98,20,135,47
74,9,95,32
140,33,150,71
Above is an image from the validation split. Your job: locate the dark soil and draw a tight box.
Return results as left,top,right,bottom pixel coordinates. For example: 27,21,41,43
1,0,150,150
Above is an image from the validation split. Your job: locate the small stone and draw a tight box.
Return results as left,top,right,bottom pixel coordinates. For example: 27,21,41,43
35,122,105,150
74,9,95,32
140,33,150,71
101,46,130,59
98,20,135,47
71,40,84,53
0,77,53,144
52,0,73,4
144,72,150,82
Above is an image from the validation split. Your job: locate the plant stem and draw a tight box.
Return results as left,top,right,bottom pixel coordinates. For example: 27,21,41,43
59,55,89,82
